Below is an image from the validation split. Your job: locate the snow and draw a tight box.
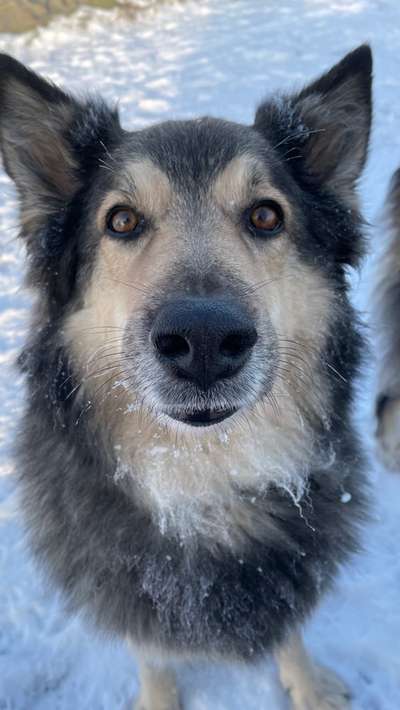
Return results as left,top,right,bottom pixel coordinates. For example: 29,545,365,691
0,0,400,708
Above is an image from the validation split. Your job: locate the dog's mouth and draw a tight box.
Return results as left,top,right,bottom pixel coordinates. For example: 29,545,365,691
167,407,238,427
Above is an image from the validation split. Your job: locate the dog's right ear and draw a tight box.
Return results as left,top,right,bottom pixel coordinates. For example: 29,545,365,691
0,54,121,230
0,55,81,206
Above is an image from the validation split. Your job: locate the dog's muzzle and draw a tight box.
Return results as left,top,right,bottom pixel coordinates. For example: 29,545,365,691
149,296,258,426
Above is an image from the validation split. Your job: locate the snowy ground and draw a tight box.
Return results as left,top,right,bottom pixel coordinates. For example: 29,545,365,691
0,1,400,708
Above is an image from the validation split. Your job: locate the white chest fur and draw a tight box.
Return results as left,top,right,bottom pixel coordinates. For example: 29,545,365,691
114,402,316,546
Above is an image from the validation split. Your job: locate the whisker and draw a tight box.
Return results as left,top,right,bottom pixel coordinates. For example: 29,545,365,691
272,127,326,152
104,276,151,296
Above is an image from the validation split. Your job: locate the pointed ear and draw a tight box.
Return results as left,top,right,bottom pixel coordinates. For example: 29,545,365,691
0,54,121,231
254,45,372,203
0,54,81,205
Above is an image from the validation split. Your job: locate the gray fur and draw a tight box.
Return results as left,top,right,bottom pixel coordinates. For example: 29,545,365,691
373,170,400,470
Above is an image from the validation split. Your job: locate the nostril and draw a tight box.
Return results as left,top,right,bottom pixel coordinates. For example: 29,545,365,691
220,329,258,358
154,333,190,359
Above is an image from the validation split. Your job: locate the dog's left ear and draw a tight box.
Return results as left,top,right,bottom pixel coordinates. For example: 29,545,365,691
254,45,372,203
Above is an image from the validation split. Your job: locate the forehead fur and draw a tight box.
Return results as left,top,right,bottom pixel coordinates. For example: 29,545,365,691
100,128,291,228
104,152,289,219
119,118,274,191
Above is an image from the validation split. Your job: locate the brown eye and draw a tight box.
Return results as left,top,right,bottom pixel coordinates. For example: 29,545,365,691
107,207,140,236
249,202,283,235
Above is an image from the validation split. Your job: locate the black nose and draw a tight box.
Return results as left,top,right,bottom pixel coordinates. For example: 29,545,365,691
150,297,258,390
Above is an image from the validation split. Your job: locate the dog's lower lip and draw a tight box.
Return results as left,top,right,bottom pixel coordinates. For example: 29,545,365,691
168,408,237,426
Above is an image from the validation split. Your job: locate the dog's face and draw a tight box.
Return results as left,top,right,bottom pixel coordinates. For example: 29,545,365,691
63,124,336,431
0,49,371,440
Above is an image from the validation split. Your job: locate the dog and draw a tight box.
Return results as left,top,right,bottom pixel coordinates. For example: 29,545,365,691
373,170,400,472
0,45,372,710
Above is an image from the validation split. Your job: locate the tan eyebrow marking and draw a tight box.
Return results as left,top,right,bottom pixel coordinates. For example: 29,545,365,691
121,159,172,214
97,159,173,232
212,154,292,219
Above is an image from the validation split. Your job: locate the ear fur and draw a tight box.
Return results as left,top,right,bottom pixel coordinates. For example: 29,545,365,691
254,45,373,203
0,54,121,232
0,54,81,209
